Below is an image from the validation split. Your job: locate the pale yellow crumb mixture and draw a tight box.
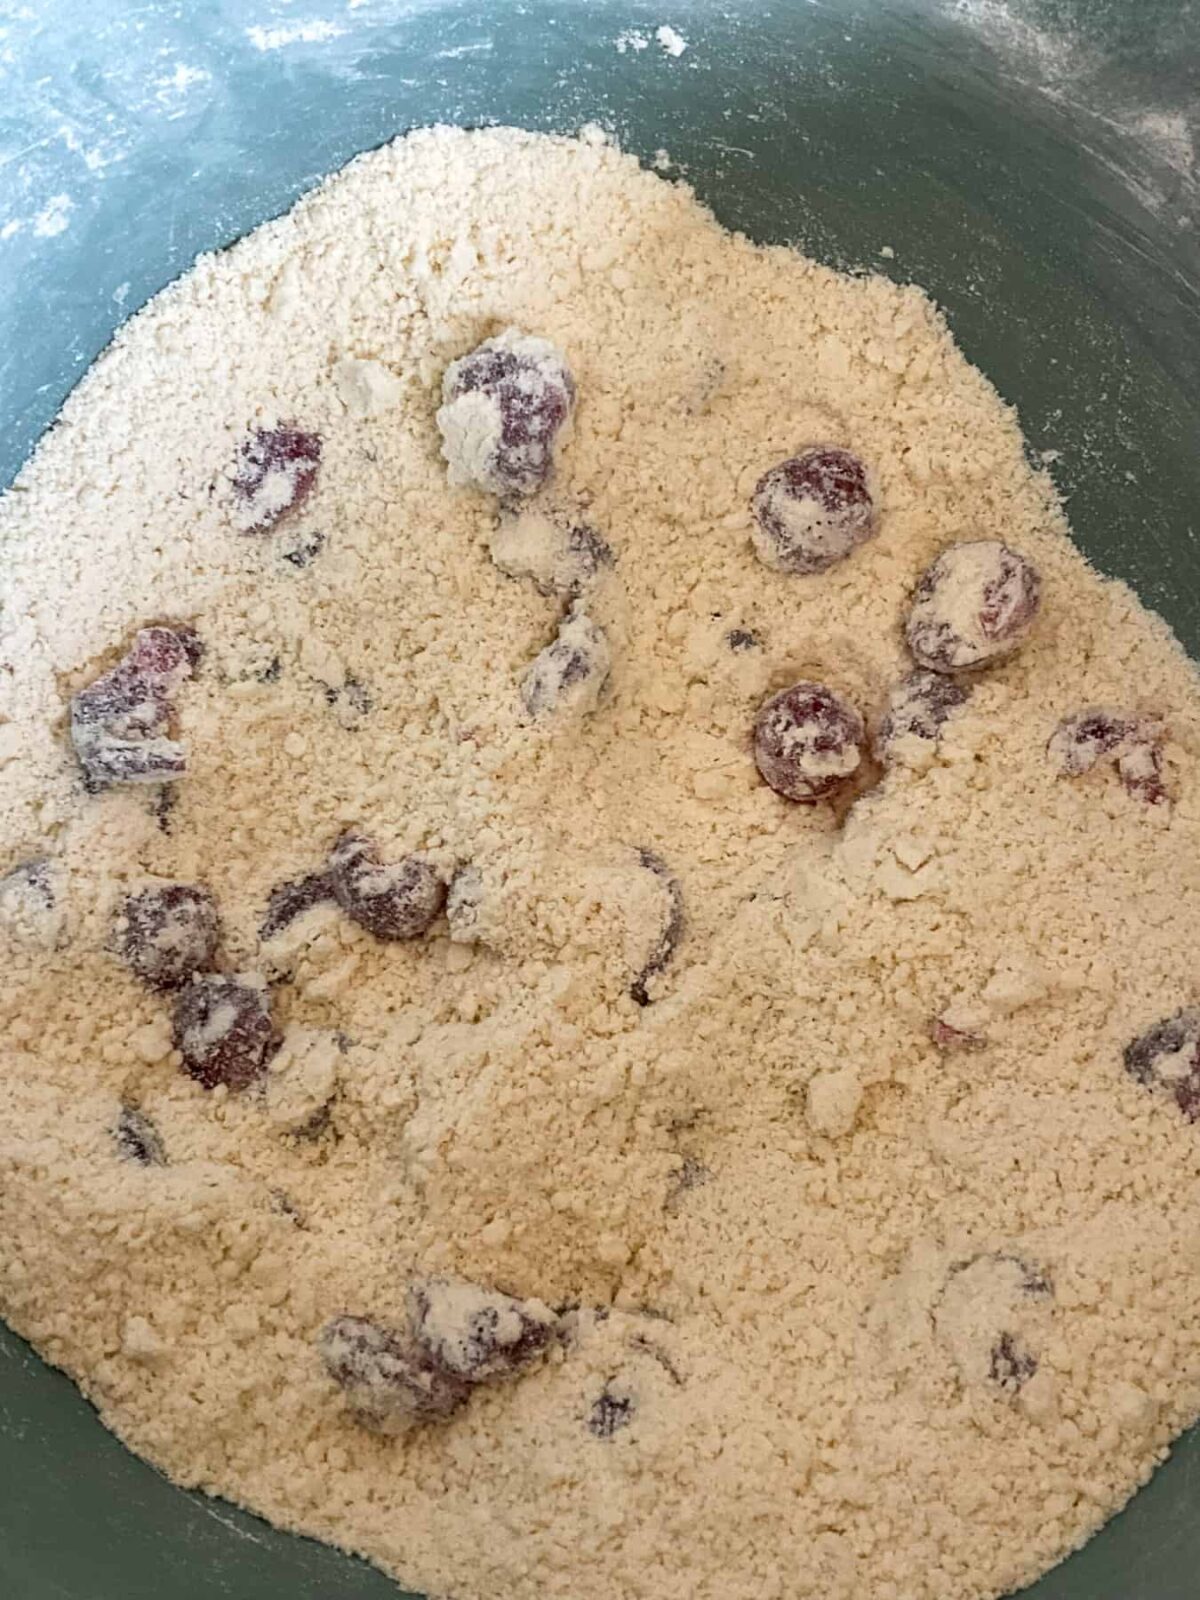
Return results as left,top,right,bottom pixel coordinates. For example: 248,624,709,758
1,127,1199,1600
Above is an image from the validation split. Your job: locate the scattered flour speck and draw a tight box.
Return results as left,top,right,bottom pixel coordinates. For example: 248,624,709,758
154,64,213,103
246,19,347,52
31,193,73,238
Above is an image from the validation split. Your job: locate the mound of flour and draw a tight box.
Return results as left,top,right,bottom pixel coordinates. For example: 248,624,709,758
2,126,1200,1600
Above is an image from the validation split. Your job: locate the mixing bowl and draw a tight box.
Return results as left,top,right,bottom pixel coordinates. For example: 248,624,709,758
2,2,1197,1596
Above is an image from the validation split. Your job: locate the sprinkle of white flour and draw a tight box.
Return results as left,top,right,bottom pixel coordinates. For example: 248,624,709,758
32,192,75,238
2,127,1200,1600
246,19,346,52
656,24,689,57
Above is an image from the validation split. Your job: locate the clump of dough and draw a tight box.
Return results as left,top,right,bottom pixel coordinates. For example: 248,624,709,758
490,507,613,597
1123,1008,1200,1121
318,1315,470,1431
70,626,201,788
1049,708,1169,806
407,1276,559,1380
319,1277,559,1432
229,425,322,534
935,1253,1054,1396
0,858,64,947
520,607,611,719
875,671,972,766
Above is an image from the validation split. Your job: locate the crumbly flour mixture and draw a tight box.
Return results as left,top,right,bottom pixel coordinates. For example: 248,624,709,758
3,126,1200,1600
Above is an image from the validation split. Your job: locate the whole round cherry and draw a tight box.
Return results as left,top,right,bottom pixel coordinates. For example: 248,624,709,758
753,682,865,803
173,974,277,1091
438,329,575,499
118,883,220,991
330,833,446,942
906,541,1041,673
751,447,876,575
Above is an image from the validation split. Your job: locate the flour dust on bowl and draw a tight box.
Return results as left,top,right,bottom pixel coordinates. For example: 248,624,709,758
1,4,1198,1600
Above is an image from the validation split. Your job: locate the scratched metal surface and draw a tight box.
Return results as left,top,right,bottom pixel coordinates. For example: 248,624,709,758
1,1,1198,1596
